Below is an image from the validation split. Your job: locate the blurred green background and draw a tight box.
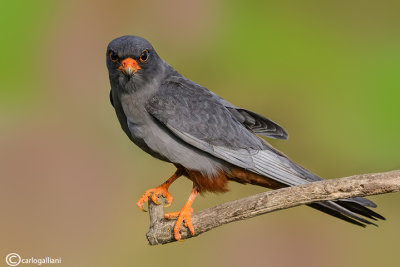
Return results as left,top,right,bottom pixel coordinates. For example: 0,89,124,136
1,1,399,266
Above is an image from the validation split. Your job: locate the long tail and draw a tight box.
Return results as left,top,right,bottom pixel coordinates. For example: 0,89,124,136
287,160,386,226
230,167,385,227
308,200,385,227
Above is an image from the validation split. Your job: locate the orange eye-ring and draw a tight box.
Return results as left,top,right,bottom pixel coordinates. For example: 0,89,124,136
109,51,119,62
139,49,149,63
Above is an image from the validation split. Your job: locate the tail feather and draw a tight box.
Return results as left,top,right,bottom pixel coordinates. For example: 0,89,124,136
308,203,368,227
236,169,385,226
339,197,377,208
285,158,385,226
310,201,380,227
335,200,385,220
230,163,385,226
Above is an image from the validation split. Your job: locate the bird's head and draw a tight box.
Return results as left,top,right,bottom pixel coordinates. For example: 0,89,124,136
106,36,162,90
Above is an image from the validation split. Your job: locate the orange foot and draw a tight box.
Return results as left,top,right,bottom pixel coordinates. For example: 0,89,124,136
136,170,182,211
136,184,173,211
164,187,198,241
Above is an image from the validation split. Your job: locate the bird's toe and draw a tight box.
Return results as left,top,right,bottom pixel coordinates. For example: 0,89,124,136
165,207,195,240
136,184,174,211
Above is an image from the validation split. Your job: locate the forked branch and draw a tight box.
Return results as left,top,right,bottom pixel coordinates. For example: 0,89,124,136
145,170,400,245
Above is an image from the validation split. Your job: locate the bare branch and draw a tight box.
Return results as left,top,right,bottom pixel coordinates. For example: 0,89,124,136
145,170,400,245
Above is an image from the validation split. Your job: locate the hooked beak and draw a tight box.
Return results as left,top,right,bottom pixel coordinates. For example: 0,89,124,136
118,57,141,76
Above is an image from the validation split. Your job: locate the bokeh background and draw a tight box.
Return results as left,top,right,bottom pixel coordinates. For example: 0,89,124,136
1,1,399,266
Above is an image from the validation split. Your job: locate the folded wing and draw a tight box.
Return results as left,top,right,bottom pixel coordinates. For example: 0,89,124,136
146,76,311,186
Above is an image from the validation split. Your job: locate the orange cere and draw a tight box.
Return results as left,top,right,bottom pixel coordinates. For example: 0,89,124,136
118,57,141,75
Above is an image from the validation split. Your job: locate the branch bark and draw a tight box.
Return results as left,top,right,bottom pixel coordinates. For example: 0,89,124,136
145,170,400,245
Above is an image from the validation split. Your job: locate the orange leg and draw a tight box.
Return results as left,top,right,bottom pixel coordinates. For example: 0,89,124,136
164,186,198,241
136,169,182,211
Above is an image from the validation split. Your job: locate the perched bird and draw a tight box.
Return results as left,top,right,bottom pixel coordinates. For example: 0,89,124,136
106,35,384,240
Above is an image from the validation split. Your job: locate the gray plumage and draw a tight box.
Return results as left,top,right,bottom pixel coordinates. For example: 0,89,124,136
107,35,384,227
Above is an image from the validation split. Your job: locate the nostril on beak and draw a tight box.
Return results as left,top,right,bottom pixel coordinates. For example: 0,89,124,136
118,57,141,76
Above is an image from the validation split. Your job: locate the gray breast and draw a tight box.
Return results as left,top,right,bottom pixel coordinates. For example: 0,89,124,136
119,93,230,177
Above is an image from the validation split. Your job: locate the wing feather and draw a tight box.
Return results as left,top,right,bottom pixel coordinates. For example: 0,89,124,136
229,108,289,140
214,94,288,139
146,76,309,186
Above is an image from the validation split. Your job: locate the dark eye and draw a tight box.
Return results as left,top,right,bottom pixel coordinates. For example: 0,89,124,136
109,50,119,62
139,49,149,63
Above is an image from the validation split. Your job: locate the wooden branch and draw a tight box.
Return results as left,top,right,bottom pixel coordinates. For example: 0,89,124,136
145,170,400,245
